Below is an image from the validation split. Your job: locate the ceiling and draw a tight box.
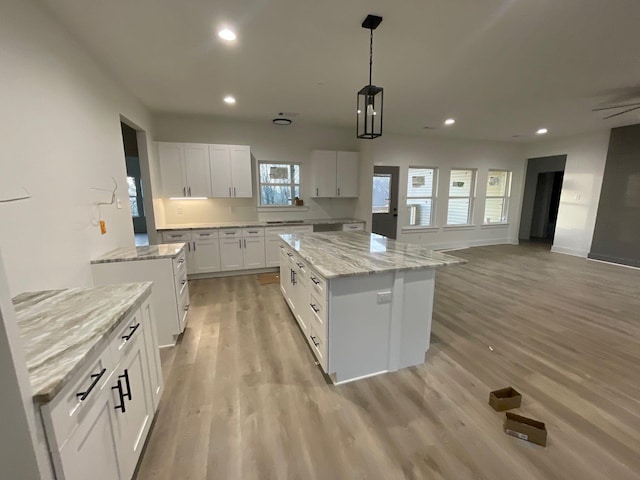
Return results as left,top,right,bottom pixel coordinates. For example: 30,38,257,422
38,0,640,141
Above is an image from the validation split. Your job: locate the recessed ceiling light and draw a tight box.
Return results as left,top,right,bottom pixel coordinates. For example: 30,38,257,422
218,28,236,41
223,95,236,105
444,118,456,126
273,117,292,126
536,128,548,135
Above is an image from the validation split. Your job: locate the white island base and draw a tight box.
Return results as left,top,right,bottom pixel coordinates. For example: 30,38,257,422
278,232,462,384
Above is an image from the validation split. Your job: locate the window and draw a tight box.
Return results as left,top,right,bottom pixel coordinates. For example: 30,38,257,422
447,169,476,225
406,167,436,226
127,176,141,217
258,162,300,206
484,170,511,223
372,173,391,213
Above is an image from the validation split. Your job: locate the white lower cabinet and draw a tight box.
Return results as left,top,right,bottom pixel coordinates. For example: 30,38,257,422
194,238,221,273
41,297,161,480
220,237,245,271
244,237,266,268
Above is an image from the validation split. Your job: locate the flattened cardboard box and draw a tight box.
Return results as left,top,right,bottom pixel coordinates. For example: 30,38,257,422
504,412,547,447
489,387,522,411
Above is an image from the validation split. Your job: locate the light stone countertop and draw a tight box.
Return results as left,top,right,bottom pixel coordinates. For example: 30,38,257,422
91,243,186,264
279,231,465,279
13,282,153,404
156,218,366,230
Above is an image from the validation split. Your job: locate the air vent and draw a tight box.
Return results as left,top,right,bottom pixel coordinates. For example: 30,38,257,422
278,112,299,117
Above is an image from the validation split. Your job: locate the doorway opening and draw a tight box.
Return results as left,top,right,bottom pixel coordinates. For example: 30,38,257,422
371,166,399,239
519,155,566,246
120,122,148,246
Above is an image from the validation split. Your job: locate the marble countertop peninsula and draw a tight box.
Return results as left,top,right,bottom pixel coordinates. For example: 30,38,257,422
13,282,153,403
91,243,185,264
279,231,465,278
156,218,366,230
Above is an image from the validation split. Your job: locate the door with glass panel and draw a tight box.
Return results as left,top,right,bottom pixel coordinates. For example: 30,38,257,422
371,166,399,239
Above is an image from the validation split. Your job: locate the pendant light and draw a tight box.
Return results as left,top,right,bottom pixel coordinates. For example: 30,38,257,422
357,14,383,139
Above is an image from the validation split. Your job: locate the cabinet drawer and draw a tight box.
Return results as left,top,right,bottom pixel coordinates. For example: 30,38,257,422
308,268,327,298
308,324,328,372
265,226,290,236
178,290,190,331
192,229,219,239
219,228,242,238
290,225,313,234
109,308,144,366
309,292,327,338
161,230,192,243
342,223,365,231
41,348,114,452
242,227,264,237
173,249,187,275
175,266,188,298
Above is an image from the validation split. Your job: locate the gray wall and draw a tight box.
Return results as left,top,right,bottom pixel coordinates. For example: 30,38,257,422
519,155,567,240
589,124,640,267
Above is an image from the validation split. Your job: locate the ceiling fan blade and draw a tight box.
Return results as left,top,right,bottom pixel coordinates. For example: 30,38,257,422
603,106,640,119
593,101,640,112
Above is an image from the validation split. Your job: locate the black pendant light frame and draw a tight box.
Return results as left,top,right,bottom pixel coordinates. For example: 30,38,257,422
357,14,383,139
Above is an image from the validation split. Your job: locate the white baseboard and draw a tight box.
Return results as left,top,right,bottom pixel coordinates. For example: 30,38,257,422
429,238,516,251
550,246,588,258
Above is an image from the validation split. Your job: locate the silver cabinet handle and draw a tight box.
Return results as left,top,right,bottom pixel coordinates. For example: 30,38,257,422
229,187,231,197
337,187,340,196
193,241,196,251
244,239,247,248
234,187,236,197
187,243,190,252
310,304,320,313
183,186,186,196
188,186,192,196
316,188,319,196
200,233,210,236
225,232,235,235
239,239,241,248
178,258,185,264
310,335,319,347
310,277,320,285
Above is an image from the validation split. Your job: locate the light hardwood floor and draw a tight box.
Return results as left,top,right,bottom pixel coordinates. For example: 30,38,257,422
135,244,640,480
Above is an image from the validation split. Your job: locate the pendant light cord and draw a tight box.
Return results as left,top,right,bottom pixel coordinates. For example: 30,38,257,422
369,28,373,86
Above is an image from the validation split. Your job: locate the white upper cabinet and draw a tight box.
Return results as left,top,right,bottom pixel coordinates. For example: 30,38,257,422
183,144,212,197
310,150,337,198
336,151,359,197
209,144,253,198
158,143,186,197
310,150,359,198
157,142,252,198
209,145,233,197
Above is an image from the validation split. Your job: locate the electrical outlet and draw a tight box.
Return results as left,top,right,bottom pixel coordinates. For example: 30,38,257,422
116,198,122,209
176,206,183,216
377,290,392,304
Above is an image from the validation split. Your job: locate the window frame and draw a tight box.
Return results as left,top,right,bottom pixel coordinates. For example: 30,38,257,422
257,161,301,207
446,168,477,226
406,166,438,227
483,170,512,224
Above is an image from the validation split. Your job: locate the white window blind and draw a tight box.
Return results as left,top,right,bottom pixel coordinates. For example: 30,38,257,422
447,169,476,225
406,167,436,226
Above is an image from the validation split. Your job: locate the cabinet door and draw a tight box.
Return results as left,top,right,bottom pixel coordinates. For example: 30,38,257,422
141,299,163,411
310,150,337,197
158,143,186,197
113,333,154,480
230,146,253,197
194,238,221,273
279,246,289,299
184,143,212,197
220,238,244,271
54,382,122,480
209,145,233,197
265,236,283,267
243,236,266,269
336,151,359,197
184,242,197,275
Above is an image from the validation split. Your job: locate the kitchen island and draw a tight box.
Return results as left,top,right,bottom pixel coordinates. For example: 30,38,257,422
279,231,464,383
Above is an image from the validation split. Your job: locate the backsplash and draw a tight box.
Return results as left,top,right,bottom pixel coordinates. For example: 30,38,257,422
158,197,358,227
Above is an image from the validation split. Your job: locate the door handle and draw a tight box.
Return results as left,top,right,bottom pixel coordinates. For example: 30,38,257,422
112,380,126,413
76,368,106,401
119,369,132,401
188,186,192,196
193,241,196,251
316,188,319,196
234,187,236,197
122,323,140,341
183,187,186,196
229,187,231,197
337,187,340,196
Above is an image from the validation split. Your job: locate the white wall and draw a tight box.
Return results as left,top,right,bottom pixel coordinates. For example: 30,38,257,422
152,114,359,226
0,0,155,296
523,130,611,257
354,133,526,249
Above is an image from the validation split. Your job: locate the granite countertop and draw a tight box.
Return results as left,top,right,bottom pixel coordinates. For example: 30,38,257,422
279,231,465,279
91,243,186,264
156,218,366,230
13,282,153,404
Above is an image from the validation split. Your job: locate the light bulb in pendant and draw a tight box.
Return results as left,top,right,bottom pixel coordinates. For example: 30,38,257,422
367,103,376,116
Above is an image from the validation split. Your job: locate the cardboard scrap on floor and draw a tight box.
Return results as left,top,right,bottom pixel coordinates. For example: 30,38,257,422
488,386,548,447
257,273,280,285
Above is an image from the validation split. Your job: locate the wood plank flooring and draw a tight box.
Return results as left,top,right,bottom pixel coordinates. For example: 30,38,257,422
135,244,640,480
